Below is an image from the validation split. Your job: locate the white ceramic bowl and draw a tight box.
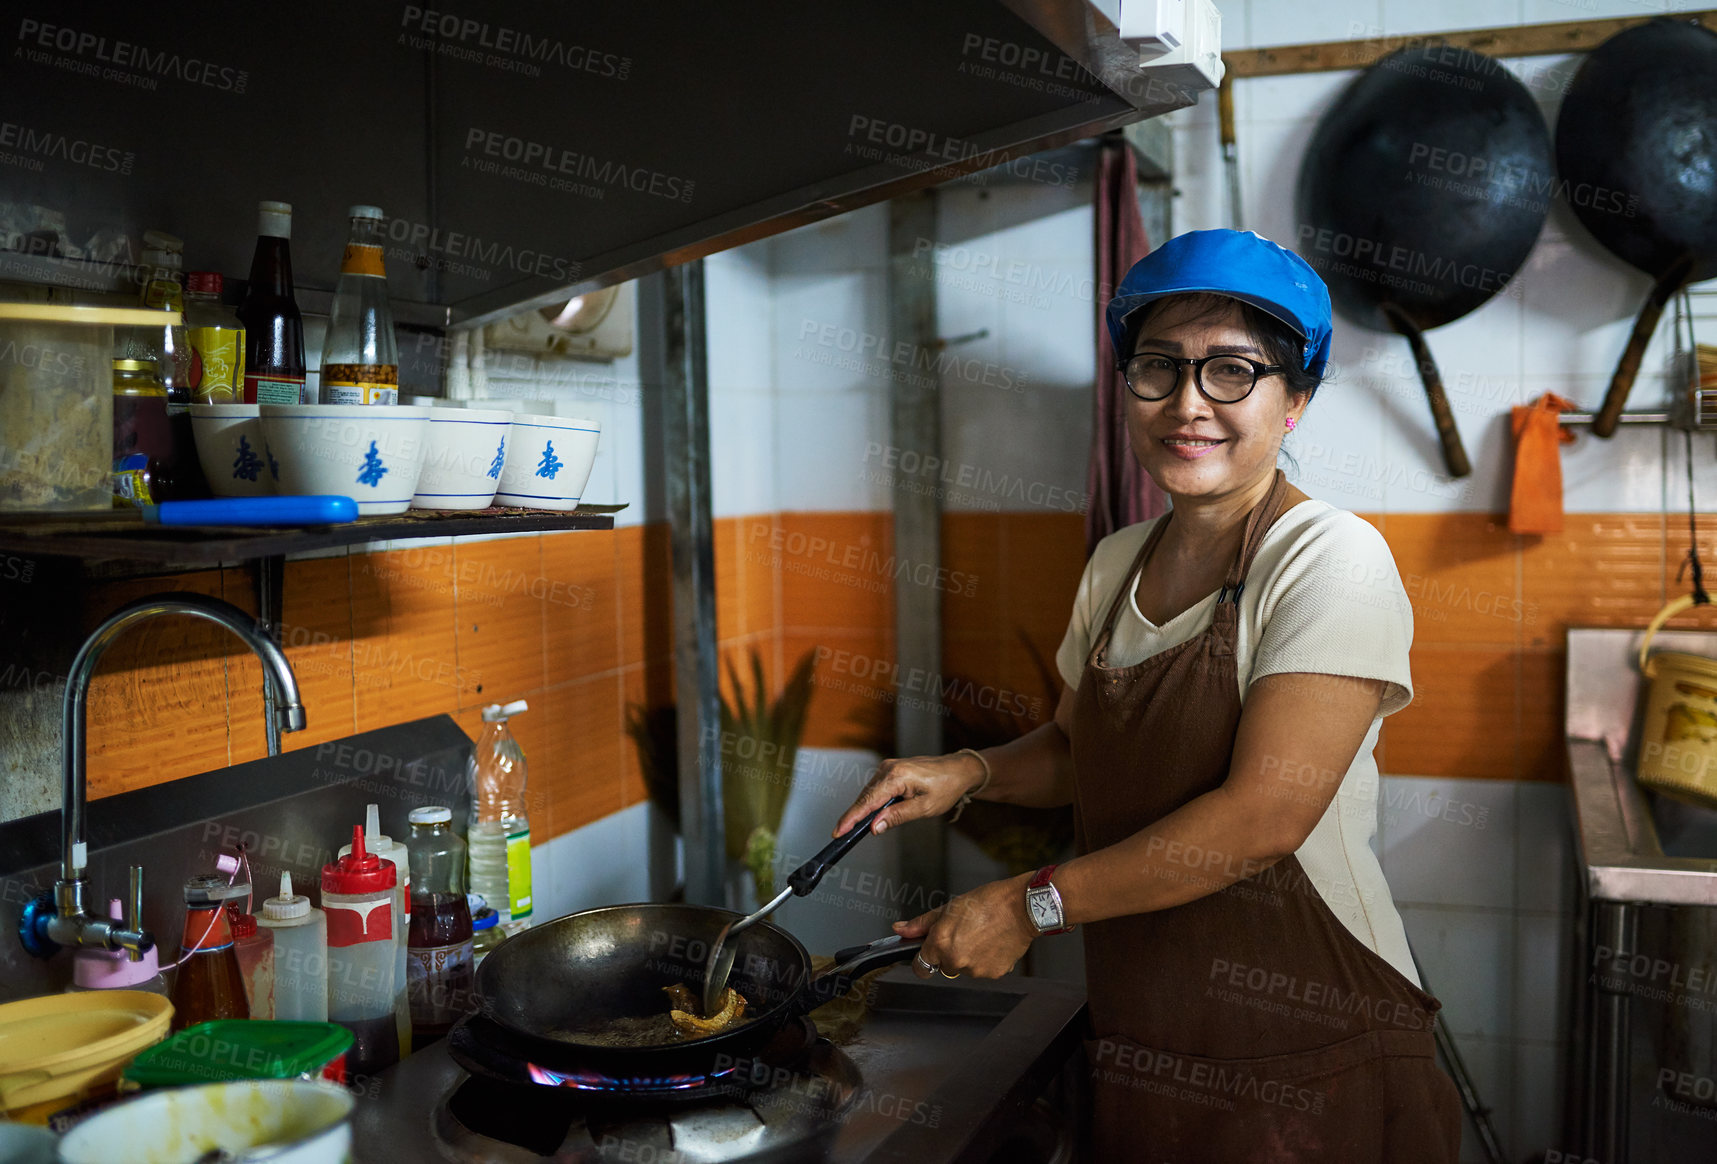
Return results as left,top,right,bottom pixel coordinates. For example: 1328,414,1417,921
259,405,431,516
56,1078,353,1164
410,407,514,510
493,413,600,511
189,404,276,497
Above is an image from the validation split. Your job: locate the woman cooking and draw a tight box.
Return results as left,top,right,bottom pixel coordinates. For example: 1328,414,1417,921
835,229,1462,1161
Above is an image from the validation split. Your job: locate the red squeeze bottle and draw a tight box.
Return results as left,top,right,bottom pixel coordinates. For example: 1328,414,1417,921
323,825,400,1076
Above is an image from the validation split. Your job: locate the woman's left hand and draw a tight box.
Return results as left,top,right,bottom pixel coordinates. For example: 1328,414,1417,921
894,873,1037,979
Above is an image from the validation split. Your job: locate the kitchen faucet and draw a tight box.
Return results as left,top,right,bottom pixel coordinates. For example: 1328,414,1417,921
19,593,306,960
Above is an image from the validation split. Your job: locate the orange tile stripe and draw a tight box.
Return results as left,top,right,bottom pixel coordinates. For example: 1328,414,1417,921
78,509,1694,824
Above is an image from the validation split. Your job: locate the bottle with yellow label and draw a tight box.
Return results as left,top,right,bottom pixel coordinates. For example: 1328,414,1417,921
185,272,246,404
320,206,399,405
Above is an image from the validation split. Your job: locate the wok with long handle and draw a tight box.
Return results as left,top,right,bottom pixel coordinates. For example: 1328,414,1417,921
1296,45,1554,479
474,903,921,1080
1554,19,1717,438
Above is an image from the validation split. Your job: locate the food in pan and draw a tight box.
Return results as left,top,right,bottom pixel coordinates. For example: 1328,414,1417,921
664,983,748,1037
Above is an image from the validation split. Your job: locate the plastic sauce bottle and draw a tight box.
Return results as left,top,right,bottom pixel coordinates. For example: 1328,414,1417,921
228,908,274,1020
405,806,474,1045
184,271,245,404
320,206,399,405
338,805,411,1057
322,825,399,1076
237,200,307,405
258,872,327,1022
67,899,169,995
169,874,251,1032
468,701,533,935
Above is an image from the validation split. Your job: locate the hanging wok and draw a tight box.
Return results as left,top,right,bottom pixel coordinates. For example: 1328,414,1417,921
1296,45,1555,478
1555,17,1717,437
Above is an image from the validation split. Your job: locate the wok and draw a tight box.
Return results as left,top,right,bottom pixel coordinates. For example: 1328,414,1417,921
1555,18,1717,437
473,902,920,1078
1297,45,1555,478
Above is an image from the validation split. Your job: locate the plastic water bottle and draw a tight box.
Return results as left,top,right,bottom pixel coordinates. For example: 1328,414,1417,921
259,872,327,1022
468,701,533,935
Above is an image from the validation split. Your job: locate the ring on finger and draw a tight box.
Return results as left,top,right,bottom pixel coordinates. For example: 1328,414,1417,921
914,954,938,973
938,967,960,979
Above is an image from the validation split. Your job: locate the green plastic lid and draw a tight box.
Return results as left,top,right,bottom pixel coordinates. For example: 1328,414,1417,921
122,1020,354,1088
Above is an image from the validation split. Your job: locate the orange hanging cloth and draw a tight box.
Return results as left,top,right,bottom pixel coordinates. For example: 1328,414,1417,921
1508,392,1578,534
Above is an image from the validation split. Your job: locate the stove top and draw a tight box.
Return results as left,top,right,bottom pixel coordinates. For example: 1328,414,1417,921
355,971,1088,1164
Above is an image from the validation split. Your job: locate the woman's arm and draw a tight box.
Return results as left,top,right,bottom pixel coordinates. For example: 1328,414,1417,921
900,671,1387,978
831,683,1080,836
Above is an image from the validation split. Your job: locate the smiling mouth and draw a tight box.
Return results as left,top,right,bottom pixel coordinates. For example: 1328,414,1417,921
1162,437,1223,448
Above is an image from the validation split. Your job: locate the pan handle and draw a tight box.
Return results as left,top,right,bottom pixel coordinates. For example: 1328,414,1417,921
1593,258,1693,438
786,795,903,897
1382,304,1471,479
806,934,924,1009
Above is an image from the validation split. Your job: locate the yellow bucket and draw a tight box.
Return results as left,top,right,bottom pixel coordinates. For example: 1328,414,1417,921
1637,594,1717,808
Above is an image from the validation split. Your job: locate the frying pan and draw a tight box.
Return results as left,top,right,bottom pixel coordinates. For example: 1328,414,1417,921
1297,46,1555,478
473,903,920,1078
1554,18,1717,437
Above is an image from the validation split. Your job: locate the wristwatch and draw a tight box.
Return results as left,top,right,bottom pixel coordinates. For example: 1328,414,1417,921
1025,865,1074,935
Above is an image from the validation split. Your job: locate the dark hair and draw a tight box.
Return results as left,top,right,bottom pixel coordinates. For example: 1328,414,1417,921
1122,293,1322,402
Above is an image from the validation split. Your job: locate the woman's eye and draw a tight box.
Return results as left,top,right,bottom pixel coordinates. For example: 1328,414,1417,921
1210,360,1251,378
1138,357,1174,372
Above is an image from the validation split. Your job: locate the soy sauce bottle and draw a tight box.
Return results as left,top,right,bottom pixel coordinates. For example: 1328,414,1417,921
237,200,307,405
405,806,474,1045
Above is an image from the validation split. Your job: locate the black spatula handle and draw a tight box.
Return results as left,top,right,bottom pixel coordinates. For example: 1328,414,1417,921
788,796,903,897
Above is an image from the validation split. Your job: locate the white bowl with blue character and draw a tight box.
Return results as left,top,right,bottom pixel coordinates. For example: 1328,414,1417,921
190,404,276,498
411,407,516,510
494,412,600,511
259,404,431,515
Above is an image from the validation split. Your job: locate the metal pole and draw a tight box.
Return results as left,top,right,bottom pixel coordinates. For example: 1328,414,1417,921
888,189,947,901
653,262,726,907
1591,900,1634,1163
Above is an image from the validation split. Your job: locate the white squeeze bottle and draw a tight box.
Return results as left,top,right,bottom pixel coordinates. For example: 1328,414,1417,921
339,805,411,1055
258,872,327,1022
469,701,533,935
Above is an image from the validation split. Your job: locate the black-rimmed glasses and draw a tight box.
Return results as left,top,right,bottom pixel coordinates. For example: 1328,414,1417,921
1118,352,1287,403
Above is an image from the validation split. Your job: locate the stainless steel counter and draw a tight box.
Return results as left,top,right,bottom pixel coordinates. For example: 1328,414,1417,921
1568,738,1717,905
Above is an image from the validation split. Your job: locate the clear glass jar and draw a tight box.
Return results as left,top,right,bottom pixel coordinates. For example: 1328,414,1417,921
405,806,474,1044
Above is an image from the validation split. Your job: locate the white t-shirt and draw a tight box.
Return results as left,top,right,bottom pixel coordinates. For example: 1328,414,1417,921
1055,499,1420,985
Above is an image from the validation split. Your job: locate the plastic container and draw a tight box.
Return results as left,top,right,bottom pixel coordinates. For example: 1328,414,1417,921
67,900,168,995
469,898,503,967
320,206,400,405
185,270,245,404
122,1020,352,1090
405,806,474,1044
337,805,411,1057
259,872,328,1023
169,874,251,1032
0,990,172,1125
56,1078,353,1164
0,303,172,511
322,825,399,1077
229,909,275,1020
1636,593,1717,806
468,700,534,934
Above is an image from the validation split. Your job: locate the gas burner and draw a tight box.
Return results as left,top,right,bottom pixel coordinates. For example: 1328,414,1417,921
434,1017,862,1163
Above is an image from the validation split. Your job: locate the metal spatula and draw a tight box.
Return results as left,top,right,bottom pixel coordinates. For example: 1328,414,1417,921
700,796,901,1016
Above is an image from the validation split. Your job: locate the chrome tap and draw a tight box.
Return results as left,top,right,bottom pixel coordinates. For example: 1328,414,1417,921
19,593,306,960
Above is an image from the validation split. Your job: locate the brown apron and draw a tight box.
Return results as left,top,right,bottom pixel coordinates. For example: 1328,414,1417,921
1070,470,1461,1162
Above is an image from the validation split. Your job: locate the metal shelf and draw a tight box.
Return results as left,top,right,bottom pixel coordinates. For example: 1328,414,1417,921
0,504,623,567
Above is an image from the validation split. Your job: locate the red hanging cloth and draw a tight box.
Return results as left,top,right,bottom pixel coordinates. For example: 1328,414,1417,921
1086,138,1168,558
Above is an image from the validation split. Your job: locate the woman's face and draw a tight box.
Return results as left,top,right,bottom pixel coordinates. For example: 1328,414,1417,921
1124,298,1306,504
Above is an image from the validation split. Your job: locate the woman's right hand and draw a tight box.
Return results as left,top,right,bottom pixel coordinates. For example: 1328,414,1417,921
833,750,987,837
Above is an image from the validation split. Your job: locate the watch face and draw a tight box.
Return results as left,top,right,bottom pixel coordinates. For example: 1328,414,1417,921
1029,892,1055,927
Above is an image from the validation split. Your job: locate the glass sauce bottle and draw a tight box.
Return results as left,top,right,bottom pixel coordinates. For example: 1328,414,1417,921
169,874,250,1032
237,200,307,405
405,806,474,1045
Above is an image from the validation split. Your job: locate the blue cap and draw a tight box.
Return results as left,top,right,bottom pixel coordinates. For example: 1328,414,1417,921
1105,229,1333,379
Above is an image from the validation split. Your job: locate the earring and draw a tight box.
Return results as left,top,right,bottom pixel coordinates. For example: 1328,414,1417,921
1284,417,1297,432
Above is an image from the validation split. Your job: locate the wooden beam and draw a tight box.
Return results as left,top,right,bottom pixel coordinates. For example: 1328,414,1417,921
1224,9,1717,79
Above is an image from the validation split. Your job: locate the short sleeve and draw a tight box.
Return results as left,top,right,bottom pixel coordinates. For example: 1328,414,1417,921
1055,553,1099,691
1249,513,1415,716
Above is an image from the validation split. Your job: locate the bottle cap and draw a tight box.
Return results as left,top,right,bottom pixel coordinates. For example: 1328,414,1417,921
262,871,311,921
111,359,156,372
348,205,384,221
481,699,529,722
408,806,452,826
227,909,257,939
71,899,162,990
141,230,183,255
471,907,499,932
257,201,292,240
258,200,292,216
322,824,396,895
183,873,249,906
185,271,223,295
